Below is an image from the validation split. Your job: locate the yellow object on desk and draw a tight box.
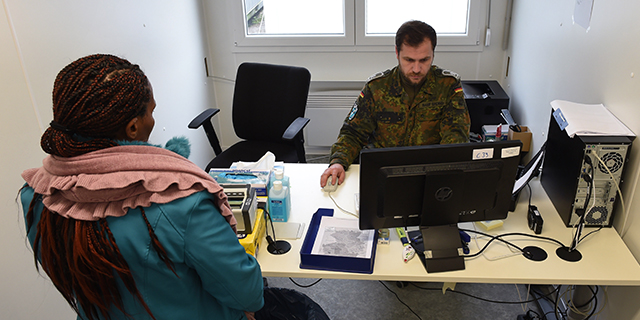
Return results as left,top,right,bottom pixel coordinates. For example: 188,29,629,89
238,208,266,257
475,219,504,231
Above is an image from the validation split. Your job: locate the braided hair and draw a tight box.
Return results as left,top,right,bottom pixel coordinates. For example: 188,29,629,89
27,54,173,320
41,54,151,157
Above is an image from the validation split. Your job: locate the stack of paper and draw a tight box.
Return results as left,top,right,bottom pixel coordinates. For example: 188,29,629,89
550,100,636,138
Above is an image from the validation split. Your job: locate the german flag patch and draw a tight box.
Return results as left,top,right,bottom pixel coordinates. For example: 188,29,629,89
454,87,463,94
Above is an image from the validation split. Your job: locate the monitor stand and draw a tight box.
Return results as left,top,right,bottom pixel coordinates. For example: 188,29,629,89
410,224,465,273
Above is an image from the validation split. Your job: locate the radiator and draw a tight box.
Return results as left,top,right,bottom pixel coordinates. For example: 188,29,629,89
305,81,364,149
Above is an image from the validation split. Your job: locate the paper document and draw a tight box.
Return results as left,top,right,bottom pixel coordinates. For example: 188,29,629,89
311,216,375,258
550,100,635,138
513,152,543,194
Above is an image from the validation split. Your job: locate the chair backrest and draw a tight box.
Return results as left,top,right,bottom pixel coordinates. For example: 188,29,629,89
232,62,311,143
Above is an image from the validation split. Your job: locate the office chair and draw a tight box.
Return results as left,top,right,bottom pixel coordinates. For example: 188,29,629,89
189,62,311,172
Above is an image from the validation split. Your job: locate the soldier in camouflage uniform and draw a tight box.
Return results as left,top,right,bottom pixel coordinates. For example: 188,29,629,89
321,20,470,188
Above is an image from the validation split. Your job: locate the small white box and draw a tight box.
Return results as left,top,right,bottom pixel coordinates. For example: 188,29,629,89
482,124,509,142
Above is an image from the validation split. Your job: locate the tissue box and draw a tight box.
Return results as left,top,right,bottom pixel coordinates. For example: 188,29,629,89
209,169,270,196
508,126,532,152
482,124,509,142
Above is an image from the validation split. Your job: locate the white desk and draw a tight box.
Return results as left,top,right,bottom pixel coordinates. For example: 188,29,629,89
256,163,640,286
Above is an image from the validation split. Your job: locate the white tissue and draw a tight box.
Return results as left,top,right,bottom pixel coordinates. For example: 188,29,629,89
231,151,283,171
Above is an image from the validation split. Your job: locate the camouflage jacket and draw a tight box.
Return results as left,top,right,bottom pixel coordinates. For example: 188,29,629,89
329,65,470,169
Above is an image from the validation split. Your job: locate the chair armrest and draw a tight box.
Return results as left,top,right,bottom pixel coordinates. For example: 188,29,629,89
188,108,223,156
188,108,220,129
282,117,310,163
282,117,310,141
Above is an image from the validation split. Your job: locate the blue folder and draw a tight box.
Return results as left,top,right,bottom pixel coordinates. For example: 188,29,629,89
299,208,377,274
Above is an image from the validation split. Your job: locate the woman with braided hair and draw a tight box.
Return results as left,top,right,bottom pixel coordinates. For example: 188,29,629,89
19,54,264,320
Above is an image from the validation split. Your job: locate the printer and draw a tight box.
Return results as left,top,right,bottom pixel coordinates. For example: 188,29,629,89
461,80,510,134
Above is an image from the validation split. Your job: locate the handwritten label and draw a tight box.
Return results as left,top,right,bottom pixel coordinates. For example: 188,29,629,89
472,148,494,160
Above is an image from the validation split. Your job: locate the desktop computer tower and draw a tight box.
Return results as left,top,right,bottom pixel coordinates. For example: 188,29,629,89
461,80,510,134
541,112,633,227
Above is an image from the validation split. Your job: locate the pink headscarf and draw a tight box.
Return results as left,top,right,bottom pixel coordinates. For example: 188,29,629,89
22,145,237,232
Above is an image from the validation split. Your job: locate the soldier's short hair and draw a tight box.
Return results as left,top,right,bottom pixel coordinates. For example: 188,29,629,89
395,20,437,52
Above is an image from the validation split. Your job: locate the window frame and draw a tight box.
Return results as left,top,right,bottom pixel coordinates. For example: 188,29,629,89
230,0,486,52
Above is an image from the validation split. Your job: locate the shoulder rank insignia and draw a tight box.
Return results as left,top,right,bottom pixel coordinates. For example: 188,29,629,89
442,69,460,80
367,69,391,82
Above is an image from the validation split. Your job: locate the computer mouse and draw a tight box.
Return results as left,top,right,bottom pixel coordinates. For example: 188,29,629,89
323,176,338,193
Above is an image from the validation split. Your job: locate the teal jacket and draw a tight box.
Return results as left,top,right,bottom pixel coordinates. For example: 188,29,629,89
21,187,264,320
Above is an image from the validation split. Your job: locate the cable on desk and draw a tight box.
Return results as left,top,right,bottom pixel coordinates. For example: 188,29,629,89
378,281,422,320
460,229,568,257
470,222,522,261
288,278,323,288
259,204,279,242
458,229,525,258
527,183,533,208
259,204,291,254
327,192,358,218
578,226,603,244
568,165,594,252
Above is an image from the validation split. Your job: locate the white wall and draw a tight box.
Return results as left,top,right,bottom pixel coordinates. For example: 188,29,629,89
505,1,640,319
0,1,213,319
0,3,67,319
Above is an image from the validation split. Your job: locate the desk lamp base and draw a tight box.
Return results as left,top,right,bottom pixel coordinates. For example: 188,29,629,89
556,246,582,262
267,240,291,255
522,246,547,261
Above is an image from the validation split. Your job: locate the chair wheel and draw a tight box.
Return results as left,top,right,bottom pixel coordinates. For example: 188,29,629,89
396,281,408,288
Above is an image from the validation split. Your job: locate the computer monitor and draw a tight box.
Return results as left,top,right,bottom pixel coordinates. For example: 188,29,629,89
358,140,522,272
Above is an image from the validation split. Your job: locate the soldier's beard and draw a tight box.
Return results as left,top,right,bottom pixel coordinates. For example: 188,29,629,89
400,69,427,87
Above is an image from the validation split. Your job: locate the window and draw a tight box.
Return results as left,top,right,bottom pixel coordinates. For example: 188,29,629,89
232,0,485,51
245,0,344,35
365,0,468,35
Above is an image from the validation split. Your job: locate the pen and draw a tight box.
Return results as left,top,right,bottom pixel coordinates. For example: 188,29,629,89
396,228,415,262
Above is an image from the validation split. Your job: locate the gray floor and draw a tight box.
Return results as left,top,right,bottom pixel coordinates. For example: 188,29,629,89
265,277,540,320
272,155,543,320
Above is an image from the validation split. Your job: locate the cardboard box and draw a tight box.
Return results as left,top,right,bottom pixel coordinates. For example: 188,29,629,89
508,126,532,152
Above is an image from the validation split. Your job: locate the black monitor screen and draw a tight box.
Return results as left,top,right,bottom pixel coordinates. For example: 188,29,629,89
359,140,522,231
